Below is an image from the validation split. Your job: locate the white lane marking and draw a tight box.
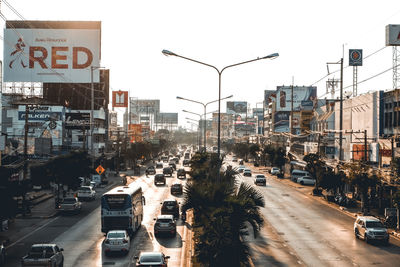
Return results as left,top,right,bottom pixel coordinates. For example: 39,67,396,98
7,215,60,248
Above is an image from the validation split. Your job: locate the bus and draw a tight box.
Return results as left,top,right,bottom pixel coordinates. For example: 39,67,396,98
101,183,144,235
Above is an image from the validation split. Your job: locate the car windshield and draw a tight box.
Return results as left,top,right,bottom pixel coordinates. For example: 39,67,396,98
366,221,384,228
78,187,90,192
163,201,176,207
256,175,265,178
107,232,125,238
140,254,162,263
157,219,172,223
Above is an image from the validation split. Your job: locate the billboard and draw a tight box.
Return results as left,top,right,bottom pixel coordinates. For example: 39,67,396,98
156,113,178,124
276,86,317,112
274,111,290,132
18,106,61,121
65,112,90,129
112,91,128,108
227,101,247,114
349,49,363,66
353,144,368,161
386,24,400,46
129,124,143,143
130,99,160,114
264,90,277,104
4,21,101,83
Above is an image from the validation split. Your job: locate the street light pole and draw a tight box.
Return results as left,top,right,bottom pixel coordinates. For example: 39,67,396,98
164,49,278,160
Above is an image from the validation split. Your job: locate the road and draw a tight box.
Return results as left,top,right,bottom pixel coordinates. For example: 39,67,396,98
231,158,400,267
5,160,190,267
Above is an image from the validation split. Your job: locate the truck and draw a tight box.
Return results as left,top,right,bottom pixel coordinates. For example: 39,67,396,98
21,244,64,267
58,197,82,214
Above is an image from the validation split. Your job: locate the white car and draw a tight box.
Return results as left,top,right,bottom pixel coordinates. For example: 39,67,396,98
77,186,96,201
270,167,280,175
354,216,389,244
104,230,130,255
243,168,252,177
237,165,246,173
297,175,316,185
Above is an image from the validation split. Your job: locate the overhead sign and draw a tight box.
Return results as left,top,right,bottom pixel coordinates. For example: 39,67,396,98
386,24,400,46
349,49,363,66
65,112,90,129
4,27,100,83
112,91,128,108
96,165,105,175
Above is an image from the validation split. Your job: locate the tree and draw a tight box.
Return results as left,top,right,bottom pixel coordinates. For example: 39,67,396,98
249,144,260,160
273,147,286,169
303,153,325,191
233,143,250,160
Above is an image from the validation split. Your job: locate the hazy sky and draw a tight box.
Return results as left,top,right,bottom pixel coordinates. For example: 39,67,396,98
1,0,400,128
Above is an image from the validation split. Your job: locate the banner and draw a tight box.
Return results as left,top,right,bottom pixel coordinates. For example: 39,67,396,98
276,86,317,112
4,27,100,83
112,91,128,107
274,111,290,132
65,112,90,129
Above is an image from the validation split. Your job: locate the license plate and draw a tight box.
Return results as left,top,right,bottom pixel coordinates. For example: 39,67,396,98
160,223,169,227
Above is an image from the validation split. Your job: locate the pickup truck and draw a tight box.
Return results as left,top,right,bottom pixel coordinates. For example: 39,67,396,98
77,186,96,201
21,244,64,267
58,197,82,214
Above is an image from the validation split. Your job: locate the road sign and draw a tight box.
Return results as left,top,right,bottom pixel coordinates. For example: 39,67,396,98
96,165,105,175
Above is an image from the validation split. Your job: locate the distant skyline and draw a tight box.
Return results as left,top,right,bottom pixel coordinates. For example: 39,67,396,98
1,0,400,129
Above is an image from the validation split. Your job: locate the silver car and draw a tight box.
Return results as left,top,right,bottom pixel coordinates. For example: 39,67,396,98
154,214,177,237
354,216,389,244
104,230,130,255
135,251,170,266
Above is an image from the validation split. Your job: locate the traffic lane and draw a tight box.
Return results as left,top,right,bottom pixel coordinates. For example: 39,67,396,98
241,173,400,266
3,180,117,267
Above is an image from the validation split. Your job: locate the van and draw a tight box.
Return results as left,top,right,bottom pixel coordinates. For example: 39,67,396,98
291,170,310,182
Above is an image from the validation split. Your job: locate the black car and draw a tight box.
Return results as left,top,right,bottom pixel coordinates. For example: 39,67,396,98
156,162,163,169
154,174,166,185
163,167,173,177
177,168,186,179
146,166,156,175
183,159,190,166
168,162,177,170
161,199,180,219
170,183,183,195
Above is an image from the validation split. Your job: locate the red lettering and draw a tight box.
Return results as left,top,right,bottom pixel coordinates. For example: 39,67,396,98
73,47,93,69
52,47,68,69
29,46,48,69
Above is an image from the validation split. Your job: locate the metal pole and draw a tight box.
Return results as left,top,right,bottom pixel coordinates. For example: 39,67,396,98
203,105,207,151
262,100,265,136
339,58,344,161
217,72,222,158
90,67,94,169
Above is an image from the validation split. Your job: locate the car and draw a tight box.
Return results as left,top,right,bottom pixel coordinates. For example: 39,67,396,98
291,170,311,182
297,175,316,185
156,162,163,169
239,159,244,165
172,157,179,164
135,251,170,266
154,174,166,185
145,166,156,175
243,168,252,177
21,244,64,267
183,159,190,166
254,174,266,186
163,167,173,177
270,167,280,175
237,165,245,173
104,230,130,255
232,157,238,162
170,183,183,195
154,214,176,237
354,216,389,244
58,197,82,214
168,162,177,170
77,186,96,201
254,161,260,167
161,199,180,219
177,168,186,179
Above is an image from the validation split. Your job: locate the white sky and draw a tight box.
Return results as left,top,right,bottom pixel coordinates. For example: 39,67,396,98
1,0,400,129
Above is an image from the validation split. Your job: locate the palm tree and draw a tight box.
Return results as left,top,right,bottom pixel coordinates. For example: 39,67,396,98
183,153,265,266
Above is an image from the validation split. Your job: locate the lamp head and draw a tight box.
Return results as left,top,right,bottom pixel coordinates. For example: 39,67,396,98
263,53,279,59
162,49,177,56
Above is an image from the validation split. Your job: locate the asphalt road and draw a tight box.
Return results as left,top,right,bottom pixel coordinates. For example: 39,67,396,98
4,160,191,267
232,158,400,267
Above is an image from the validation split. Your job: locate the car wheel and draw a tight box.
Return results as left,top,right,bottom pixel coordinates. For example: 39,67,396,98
354,229,359,239
300,181,304,185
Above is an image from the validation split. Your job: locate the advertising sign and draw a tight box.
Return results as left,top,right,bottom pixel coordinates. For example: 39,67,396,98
386,24,400,46
156,113,178,124
276,86,317,112
18,111,61,121
264,90,276,104
130,99,160,114
349,49,363,66
65,112,90,129
227,101,247,114
112,91,128,108
4,27,100,83
301,110,313,131
274,111,290,132
353,144,368,161
129,124,143,143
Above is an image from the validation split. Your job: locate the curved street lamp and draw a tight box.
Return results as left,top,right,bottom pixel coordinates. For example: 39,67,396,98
164,49,279,160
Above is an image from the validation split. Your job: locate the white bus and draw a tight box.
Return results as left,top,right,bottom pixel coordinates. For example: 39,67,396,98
101,184,144,235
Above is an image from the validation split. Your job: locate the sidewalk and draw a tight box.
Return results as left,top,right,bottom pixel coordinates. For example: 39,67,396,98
250,163,400,241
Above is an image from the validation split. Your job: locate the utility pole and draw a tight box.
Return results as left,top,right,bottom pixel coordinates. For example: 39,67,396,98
317,133,321,155
339,58,344,161
364,129,368,163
